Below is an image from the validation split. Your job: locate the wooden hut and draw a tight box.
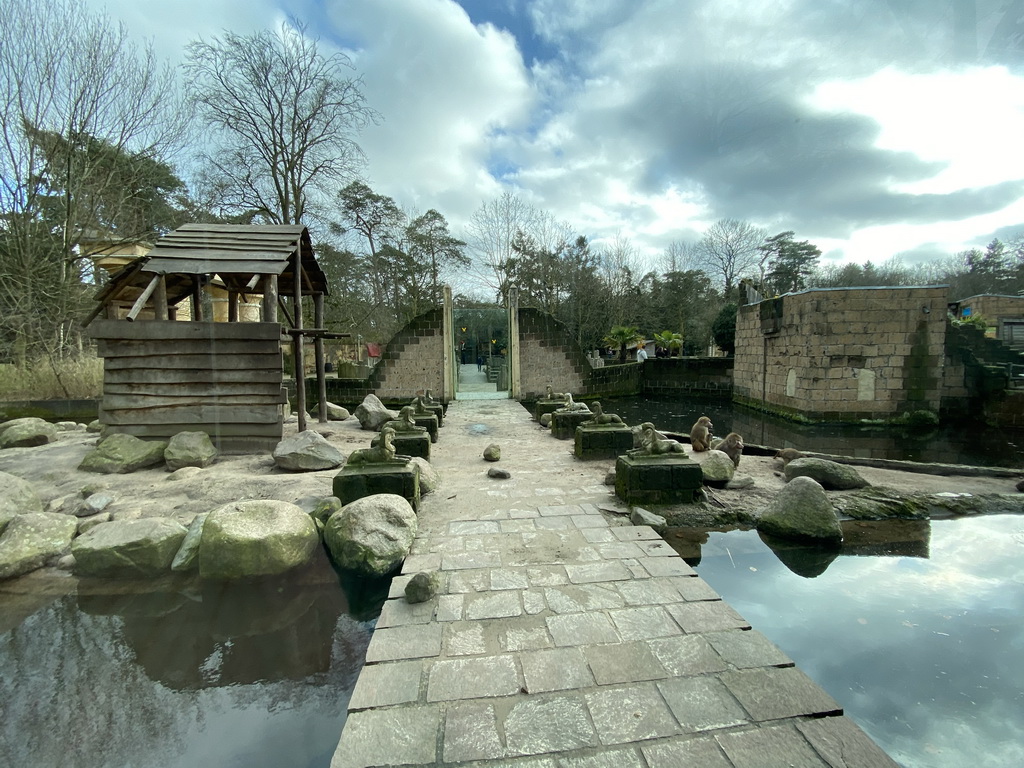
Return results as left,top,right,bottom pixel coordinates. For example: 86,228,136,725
85,224,339,453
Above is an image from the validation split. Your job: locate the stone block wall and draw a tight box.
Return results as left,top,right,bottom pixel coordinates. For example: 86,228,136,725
955,294,1024,323
734,286,950,421
642,357,733,396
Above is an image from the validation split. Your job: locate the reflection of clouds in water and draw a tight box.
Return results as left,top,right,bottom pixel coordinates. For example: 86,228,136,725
694,516,1024,768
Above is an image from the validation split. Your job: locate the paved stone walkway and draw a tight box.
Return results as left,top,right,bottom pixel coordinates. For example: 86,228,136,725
332,399,897,768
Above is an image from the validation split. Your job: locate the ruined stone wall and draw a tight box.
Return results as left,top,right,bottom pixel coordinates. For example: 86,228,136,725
642,357,733,396
734,286,949,420
517,308,590,399
956,294,1024,322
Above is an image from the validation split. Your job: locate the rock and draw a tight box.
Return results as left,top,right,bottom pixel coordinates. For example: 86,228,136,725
630,507,667,532
1016,478,1024,493
78,433,168,474
165,431,218,470
405,571,440,603
55,421,81,432
80,482,109,498
487,467,511,479
410,457,440,494
57,554,76,571
272,430,345,471
785,458,869,490
0,512,78,580
166,466,203,482
77,511,112,535
829,487,932,520
311,496,342,526
353,394,399,431
313,401,350,421
603,471,616,486
86,420,103,433
0,470,43,534
483,444,501,462
756,476,842,545
700,450,736,487
539,413,552,427
199,500,318,579
72,518,187,578
77,493,113,517
725,475,755,490
171,513,208,572
323,493,417,577
0,417,57,449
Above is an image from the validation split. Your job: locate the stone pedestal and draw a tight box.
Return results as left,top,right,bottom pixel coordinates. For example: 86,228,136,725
412,414,439,443
419,403,444,427
574,424,634,459
534,398,566,422
550,410,593,440
615,454,704,504
333,461,420,511
372,432,430,460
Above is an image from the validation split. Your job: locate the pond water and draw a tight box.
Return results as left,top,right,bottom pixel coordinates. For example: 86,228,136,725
602,394,1024,467
676,516,1024,768
0,556,388,768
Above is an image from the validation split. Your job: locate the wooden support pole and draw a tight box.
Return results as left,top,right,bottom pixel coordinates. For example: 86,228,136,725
228,290,239,322
314,292,328,423
126,275,160,322
261,274,278,323
153,276,169,321
191,278,204,322
293,260,306,433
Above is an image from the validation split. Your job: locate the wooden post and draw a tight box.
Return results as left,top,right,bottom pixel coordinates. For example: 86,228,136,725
153,276,169,321
314,293,328,423
293,260,306,433
261,274,278,323
228,290,238,322
126,275,160,322
191,278,204,322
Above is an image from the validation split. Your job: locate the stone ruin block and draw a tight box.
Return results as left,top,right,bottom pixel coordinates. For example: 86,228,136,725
372,431,430,461
412,414,439,443
333,461,420,511
551,410,594,440
574,424,634,459
534,398,566,422
418,403,444,427
615,455,704,504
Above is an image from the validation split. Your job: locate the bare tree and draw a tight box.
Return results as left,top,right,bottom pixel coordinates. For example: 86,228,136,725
185,23,377,226
467,191,541,303
695,218,767,296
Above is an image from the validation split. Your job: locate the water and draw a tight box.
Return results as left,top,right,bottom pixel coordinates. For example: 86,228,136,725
676,517,1024,768
602,394,1024,467
0,557,388,768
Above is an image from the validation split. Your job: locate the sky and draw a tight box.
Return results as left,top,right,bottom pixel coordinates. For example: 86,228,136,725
83,0,1024,271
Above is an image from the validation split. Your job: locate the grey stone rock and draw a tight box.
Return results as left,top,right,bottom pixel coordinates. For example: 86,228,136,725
78,433,168,474
701,450,737,486
311,496,343,525
165,467,203,482
199,500,318,579
487,467,511,479
405,571,440,603
1015,478,1024,493
0,417,57,449
0,512,77,579
55,421,81,432
77,511,112,535
80,482,109,498
354,394,399,431
726,475,755,489
86,420,103,433
757,476,842,545
72,518,187,578
57,554,76,570
313,401,350,420
272,430,345,471
165,431,218,470
324,493,418,577
785,457,869,490
171,513,207,572
603,470,616,486
539,413,552,427
0,470,43,534
78,493,113,517
483,444,501,462
630,506,668,532
410,457,440,494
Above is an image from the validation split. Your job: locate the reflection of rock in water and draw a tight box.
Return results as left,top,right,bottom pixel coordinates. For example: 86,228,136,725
840,519,931,559
664,529,710,566
758,531,839,578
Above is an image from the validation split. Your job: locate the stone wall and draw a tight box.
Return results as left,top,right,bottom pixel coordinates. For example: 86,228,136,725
642,357,733,396
734,286,950,421
955,294,1024,323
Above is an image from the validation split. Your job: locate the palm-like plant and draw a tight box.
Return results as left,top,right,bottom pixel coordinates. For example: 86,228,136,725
604,325,645,363
653,330,683,357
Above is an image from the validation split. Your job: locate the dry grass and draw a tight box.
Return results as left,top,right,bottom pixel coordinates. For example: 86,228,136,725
0,354,103,400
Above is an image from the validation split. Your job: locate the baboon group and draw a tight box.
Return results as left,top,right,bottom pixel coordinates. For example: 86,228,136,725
687,415,743,467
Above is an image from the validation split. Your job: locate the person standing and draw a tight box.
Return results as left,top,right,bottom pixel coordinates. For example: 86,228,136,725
636,344,649,363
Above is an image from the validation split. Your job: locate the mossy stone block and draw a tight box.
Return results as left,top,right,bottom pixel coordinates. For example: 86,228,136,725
534,398,566,422
615,454,704,504
333,461,420,511
574,424,634,459
372,432,431,460
412,414,439,443
551,410,594,440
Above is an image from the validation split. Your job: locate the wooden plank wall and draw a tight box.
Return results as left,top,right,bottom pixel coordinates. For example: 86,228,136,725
91,320,285,453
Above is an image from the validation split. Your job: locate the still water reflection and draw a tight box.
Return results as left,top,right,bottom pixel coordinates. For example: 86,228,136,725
0,556,387,768
674,516,1024,768
603,394,1024,467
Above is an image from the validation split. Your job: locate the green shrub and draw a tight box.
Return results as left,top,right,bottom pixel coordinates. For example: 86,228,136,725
0,355,103,400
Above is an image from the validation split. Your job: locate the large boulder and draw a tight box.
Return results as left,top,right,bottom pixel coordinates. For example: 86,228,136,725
313,401,351,421
700,450,736,487
171,513,208,572
78,433,168,474
0,417,57,449
0,512,77,580
323,493,417,577
165,431,218,470
272,430,345,471
785,458,869,490
757,476,842,545
409,457,440,495
199,500,318,579
353,394,399,431
72,518,188,578
0,470,43,534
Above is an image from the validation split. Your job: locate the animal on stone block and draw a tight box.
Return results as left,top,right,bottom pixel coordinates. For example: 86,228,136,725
558,393,590,413
629,422,686,456
387,406,427,433
712,432,744,467
348,426,410,465
689,416,714,452
774,448,804,466
545,384,568,401
585,401,624,425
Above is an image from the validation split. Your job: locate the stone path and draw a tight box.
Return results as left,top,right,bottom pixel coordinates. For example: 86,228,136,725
332,399,897,768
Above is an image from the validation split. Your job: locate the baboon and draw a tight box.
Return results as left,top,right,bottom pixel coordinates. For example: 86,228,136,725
712,432,744,467
689,416,713,452
773,448,803,466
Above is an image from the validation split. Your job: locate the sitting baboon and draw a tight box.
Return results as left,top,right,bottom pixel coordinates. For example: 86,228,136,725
773,448,803,466
712,432,744,467
689,416,713,452
628,422,686,456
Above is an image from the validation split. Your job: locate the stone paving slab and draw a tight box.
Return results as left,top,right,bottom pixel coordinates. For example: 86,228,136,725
332,399,899,768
